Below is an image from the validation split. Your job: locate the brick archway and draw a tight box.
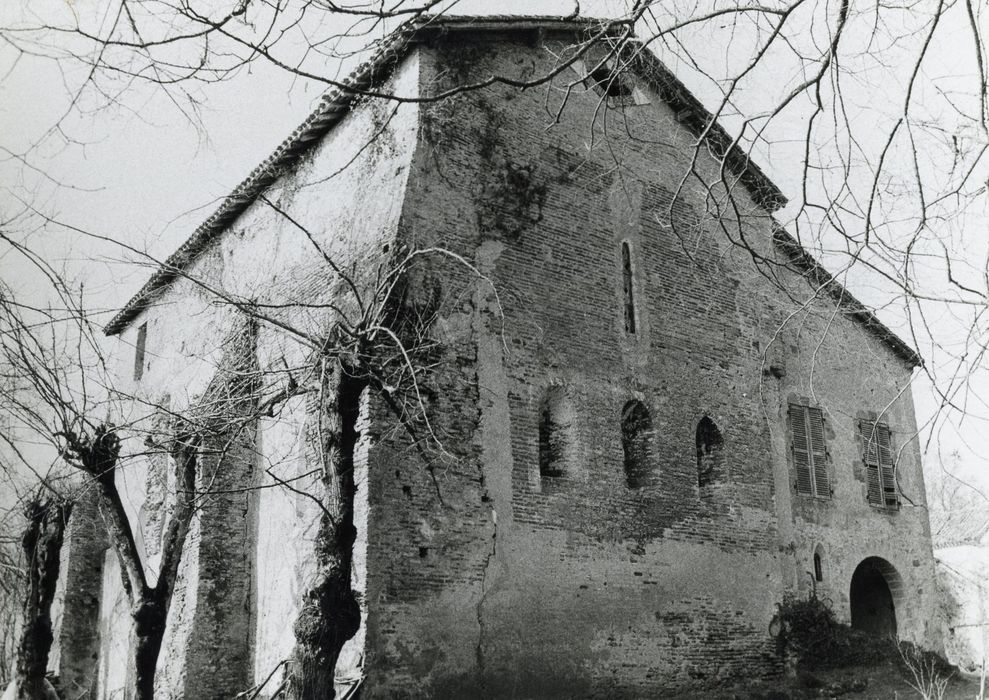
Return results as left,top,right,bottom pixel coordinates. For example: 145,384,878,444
850,556,902,638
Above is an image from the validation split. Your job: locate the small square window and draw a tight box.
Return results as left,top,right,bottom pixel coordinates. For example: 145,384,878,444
588,65,633,99
570,58,647,107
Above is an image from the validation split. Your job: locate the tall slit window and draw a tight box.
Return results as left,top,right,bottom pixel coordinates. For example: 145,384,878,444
133,322,148,381
860,420,899,509
789,404,829,498
621,241,636,334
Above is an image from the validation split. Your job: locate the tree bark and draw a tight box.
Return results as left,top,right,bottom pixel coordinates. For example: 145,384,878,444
82,430,197,700
288,367,364,699
15,499,71,700
132,599,167,700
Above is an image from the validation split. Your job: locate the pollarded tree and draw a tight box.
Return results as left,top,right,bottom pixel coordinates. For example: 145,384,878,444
0,210,487,698
0,254,261,699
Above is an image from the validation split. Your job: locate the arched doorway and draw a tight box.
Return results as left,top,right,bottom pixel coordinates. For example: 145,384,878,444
850,557,901,638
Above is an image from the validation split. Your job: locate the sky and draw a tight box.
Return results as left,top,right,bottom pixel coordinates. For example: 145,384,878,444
1,0,987,501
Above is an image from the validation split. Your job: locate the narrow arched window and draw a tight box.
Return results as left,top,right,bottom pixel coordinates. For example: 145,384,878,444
696,416,724,487
539,387,573,479
814,545,826,582
622,400,653,488
538,405,563,477
621,241,636,334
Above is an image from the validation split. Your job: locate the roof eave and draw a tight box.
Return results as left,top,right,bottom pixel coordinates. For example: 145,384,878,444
104,14,787,335
772,227,923,369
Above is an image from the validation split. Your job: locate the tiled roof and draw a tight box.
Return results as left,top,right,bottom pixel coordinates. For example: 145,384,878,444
772,228,922,368
103,14,788,336
931,506,989,548
104,13,921,373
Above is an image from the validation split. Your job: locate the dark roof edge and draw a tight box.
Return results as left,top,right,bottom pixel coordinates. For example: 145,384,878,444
103,17,425,335
772,227,922,369
105,14,787,335
626,52,786,213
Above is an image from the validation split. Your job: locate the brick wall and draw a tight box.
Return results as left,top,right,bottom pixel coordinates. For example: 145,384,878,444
358,31,938,697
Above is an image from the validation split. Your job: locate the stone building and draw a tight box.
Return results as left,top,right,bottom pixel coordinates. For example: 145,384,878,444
47,15,938,698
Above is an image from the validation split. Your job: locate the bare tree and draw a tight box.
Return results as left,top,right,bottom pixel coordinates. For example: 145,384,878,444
0,1,987,698
0,210,480,698
1,1,985,444
0,254,217,699
12,496,70,700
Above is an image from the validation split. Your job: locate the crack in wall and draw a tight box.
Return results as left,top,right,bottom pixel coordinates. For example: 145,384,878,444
476,507,498,682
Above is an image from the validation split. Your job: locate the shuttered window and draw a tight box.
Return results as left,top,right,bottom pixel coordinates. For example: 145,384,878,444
789,404,829,498
860,420,899,509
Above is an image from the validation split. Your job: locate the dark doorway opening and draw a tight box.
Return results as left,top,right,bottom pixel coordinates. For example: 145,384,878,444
850,557,899,638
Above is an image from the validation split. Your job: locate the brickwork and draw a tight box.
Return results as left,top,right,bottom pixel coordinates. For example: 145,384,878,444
65,21,940,700
357,31,938,696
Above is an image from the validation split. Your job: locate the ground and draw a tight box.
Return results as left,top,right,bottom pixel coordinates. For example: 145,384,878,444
675,663,982,699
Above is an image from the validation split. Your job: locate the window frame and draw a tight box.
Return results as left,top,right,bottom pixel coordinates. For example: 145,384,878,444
788,403,830,499
621,399,655,488
859,419,900,510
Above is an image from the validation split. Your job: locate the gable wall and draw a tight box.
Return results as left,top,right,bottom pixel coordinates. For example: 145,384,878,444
359,32,938,697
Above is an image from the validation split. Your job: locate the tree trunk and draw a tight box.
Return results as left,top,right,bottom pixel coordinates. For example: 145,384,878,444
15,499,71,700
288,368,364,699
132,599,167,700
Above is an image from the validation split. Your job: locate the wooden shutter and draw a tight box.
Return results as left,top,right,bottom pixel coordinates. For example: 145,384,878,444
876,423,898,507
860,420,882,505
790,404,829,498
790,405,813,495
808,407,829,497
861,420,897,507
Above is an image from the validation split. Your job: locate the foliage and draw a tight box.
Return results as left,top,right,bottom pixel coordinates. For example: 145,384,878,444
773,593,840,663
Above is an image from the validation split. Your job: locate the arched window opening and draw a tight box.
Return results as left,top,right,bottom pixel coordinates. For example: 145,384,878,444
696,416,724,487
538,388,573,479
622,400,654,488
813,546,825,582
621,241,636,334
850,557,902,638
